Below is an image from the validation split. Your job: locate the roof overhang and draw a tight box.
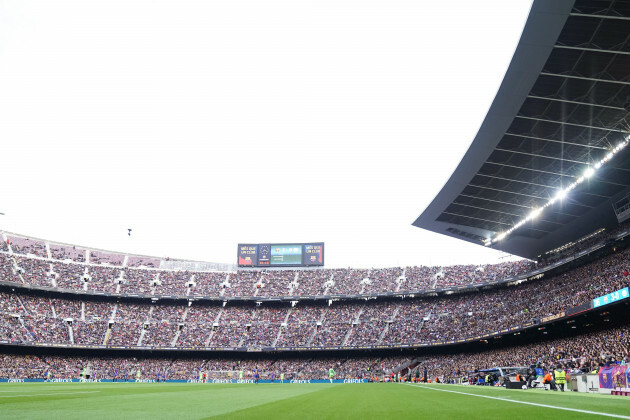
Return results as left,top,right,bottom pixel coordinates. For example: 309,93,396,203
414,0,630,259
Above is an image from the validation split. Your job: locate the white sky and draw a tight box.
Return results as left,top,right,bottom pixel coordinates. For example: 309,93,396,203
0,0,533,268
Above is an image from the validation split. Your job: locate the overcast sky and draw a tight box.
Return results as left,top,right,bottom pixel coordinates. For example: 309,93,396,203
0,0,533,268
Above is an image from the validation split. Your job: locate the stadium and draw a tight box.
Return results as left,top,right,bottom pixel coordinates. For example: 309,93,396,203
1,0,630,418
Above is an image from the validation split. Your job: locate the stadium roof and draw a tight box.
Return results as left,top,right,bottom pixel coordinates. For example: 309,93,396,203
414,0,630,260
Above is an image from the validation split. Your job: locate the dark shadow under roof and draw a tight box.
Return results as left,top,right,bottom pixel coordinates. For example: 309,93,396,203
414,0,630,260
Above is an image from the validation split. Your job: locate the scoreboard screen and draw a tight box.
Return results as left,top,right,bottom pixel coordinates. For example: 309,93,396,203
271,244,302,265
237,242,324,267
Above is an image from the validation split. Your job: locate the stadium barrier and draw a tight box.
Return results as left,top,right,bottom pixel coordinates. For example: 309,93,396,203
0,378,369,384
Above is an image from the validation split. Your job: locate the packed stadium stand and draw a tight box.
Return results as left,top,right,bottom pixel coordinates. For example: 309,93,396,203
0,224,628,353
1,0,630,384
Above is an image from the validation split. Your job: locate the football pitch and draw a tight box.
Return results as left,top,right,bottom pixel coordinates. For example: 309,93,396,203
1,382,629,419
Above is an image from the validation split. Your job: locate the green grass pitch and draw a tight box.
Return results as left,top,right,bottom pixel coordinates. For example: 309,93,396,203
1,382,629,419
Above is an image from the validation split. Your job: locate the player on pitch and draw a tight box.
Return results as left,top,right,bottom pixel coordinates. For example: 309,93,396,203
329,368,335,383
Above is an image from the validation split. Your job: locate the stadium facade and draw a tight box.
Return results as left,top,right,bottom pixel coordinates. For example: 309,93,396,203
1,0,630,384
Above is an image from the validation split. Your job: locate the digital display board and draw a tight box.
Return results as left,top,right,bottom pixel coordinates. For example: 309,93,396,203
237,242,324,267
271,244,303,265
592,287,629,308
237,244,258,266
257,244,271,266
303,243,324,265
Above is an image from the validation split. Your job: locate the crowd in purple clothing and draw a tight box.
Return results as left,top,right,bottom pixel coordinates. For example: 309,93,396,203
53,262,85,290
416,325,630,383
143,323,179,347
2,321,628,380
88,266,122,292
156,271,191,295
14,256,50,287
257,270,295,297
0,353,407,380
0,253,537,298
328,269,366,295
224,271,260,297
126,255,160,268
540,223,630,267
108,322,142,346
120,268,153,294
0,243,628,349
50,244,86,262
3,222,628,300
179,323,213,347
363,267,403,294
73,321,108,345
6,236,47,258
293,270,329,296
190,272,225,296
0,225,628,352
89,250,124,266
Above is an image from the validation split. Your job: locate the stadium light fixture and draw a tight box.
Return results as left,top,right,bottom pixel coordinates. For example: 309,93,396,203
553,189,568,202
485,135,630,246
529,207,543,220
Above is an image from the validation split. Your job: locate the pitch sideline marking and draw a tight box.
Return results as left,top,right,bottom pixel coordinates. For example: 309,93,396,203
0,391,101,398
403,383,630,419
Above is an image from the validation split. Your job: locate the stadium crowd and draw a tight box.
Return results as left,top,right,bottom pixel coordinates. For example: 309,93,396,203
415,325,630,383
0,243,628,349
0,324,627,381
0,353,403,381
49,244,86,262
4,221,628,300
6,236,47,258
89,250,124,266
1,251,538,298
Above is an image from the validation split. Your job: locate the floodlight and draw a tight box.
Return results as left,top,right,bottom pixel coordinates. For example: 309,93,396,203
529,208,542,219
487,131,629,245
554,189,567,202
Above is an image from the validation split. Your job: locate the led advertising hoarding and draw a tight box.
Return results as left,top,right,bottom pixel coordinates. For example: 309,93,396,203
592,287,629,309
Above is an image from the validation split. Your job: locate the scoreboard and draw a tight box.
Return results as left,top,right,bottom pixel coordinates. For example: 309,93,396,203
237,243,324,267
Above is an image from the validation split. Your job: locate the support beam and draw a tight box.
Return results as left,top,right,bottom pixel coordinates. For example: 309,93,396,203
479,164,612,198
570,13,630,22
458,193,533,209
554,44,630,56
450,201,525,219
475,173,559,189
467,183,549,201
441,212,513,227
442,211,551,233
467,183,594,209
451,202,565,226
539,72,630,87
527,95,627,111
503,132,609,150
494,147,590,165
485,161,576,178
585,177,630,188
515,115,628,133
459,193,582,218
